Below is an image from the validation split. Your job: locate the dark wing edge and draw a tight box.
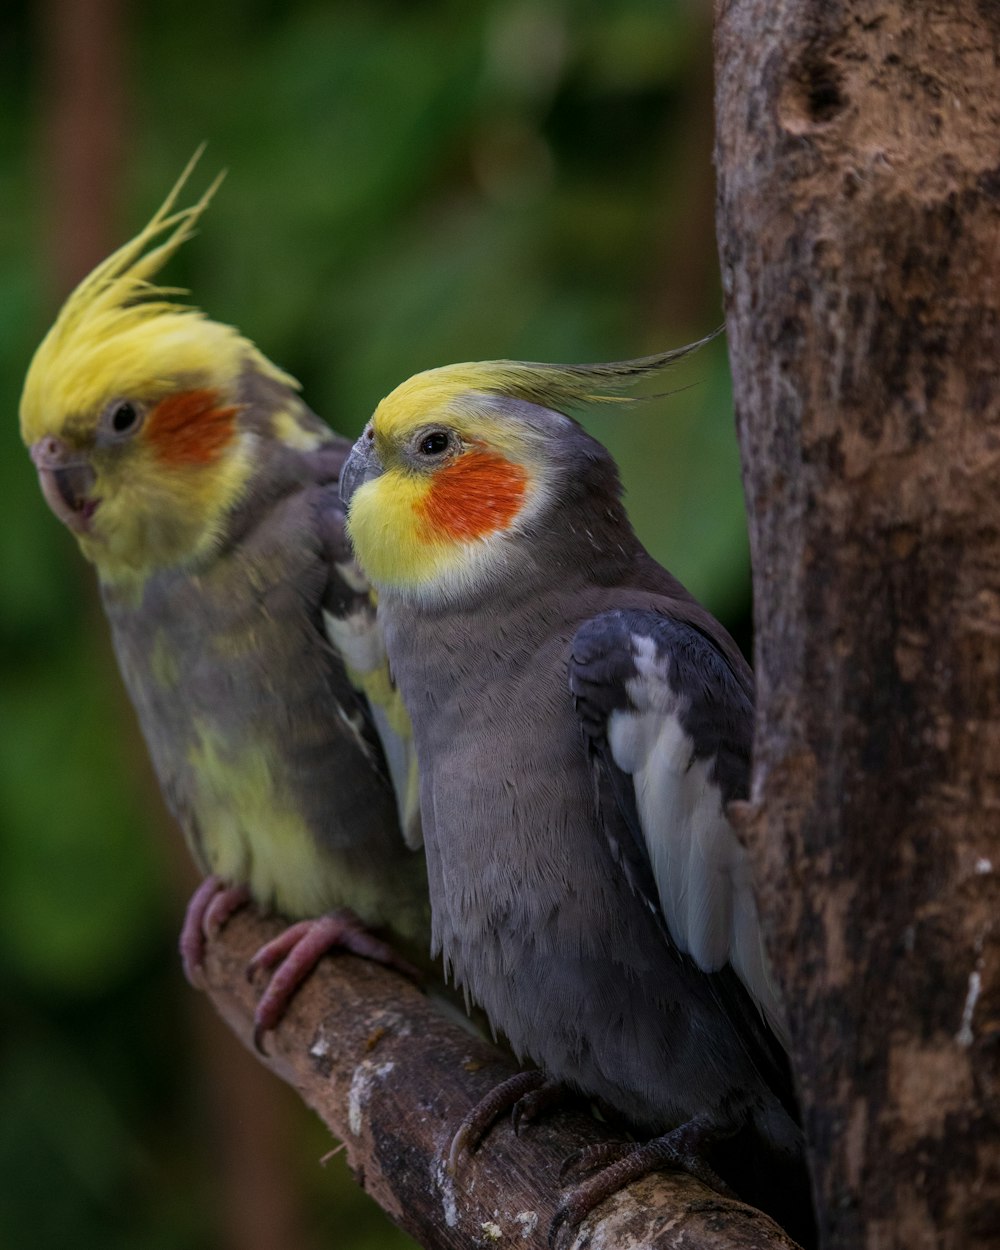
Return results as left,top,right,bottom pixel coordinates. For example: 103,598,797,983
568,608,798,1119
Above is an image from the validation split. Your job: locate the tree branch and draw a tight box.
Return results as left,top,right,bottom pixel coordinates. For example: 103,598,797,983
201,909,801,1250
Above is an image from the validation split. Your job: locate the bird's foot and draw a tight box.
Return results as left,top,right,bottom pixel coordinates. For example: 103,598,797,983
179,875,252,987
246,909,420,1051
559,1139,635,1182
549,1114,737,1247
447,1070,551,1173
511,1078,575,1136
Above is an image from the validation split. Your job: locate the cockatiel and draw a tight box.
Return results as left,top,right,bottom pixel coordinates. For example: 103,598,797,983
341,354,815,1245
19,158,428,1041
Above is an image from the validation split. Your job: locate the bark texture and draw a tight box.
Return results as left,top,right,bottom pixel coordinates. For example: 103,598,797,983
714,4,1000,1248
201,910,801,1250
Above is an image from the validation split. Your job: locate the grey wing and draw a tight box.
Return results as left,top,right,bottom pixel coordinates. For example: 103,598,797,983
569,608,786,1046
315,478,422,850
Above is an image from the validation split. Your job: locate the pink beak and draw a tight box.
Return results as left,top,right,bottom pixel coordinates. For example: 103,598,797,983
30,436,100,535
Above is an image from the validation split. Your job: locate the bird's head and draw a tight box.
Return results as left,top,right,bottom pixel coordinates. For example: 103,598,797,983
20,153,299,585
342,342,711,603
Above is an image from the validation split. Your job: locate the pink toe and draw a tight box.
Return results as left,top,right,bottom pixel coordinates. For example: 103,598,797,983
247,910,417,1043
179,875,225,986
203,882,251,938
179,876,253,987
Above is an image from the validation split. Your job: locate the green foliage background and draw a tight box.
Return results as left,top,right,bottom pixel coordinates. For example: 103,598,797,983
0,2,747,1247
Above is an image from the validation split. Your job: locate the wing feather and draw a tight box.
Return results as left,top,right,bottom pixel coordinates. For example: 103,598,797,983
317,480,422,850
570,609,785,1045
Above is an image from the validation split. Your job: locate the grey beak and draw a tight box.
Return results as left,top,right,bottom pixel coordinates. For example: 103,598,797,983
340,429,383,507
30,436,100,534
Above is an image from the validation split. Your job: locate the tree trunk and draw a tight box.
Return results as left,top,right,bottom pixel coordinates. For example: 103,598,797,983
41,0,127,291
714,4,1000,1248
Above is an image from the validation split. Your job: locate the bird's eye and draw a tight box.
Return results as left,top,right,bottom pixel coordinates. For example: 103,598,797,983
110,401,140,434
418,431,450,457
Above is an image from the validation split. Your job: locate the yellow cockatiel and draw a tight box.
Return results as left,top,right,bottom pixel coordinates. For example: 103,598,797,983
21,155,428,1041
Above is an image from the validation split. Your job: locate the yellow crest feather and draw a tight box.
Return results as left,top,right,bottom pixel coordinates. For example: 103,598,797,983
20,148,297,444
373,331,720,440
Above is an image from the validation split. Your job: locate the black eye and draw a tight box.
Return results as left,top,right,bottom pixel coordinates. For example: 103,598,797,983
418,431,450,456
110,401,139,434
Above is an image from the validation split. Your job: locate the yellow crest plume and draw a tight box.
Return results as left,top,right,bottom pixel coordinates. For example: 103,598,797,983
373,330,721,440
20,147,296,444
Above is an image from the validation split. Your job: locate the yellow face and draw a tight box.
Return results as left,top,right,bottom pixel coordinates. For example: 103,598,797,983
343,348,684,596
19,157,295,585
344,370,554,596
26,374,256,584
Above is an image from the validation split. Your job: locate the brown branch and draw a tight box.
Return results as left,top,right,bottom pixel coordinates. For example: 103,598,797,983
201,908,800,1250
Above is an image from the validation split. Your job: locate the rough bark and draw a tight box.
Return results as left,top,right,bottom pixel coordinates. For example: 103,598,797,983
714,4,1000,1248
201,910,800,1250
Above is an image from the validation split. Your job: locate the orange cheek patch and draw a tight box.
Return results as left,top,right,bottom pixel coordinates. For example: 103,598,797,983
418,451,527,540
146,388,239,465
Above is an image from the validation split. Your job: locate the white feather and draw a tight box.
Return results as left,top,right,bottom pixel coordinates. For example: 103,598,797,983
606,634,785,1043
323,606,422,850
323,604,385,675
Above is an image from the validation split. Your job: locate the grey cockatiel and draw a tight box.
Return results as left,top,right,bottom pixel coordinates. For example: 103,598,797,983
19,161,427,1041
340,351,815,1244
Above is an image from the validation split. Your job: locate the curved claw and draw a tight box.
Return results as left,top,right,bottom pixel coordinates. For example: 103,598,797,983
548,1199,579,1249
447,1070,547,1174
548,1115,738,1247
549,1167,633,1249
510,1078,573,1137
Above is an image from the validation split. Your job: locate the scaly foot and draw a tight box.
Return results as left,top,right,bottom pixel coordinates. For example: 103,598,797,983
246,909,420,1050
447,1070,549,1173
549,1113,737,1247
179,875,251,987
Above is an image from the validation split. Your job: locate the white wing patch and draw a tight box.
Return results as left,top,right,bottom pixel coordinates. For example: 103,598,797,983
334,559,371,595
323,605,422,850
608,635,786,1044
324,602,387,676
